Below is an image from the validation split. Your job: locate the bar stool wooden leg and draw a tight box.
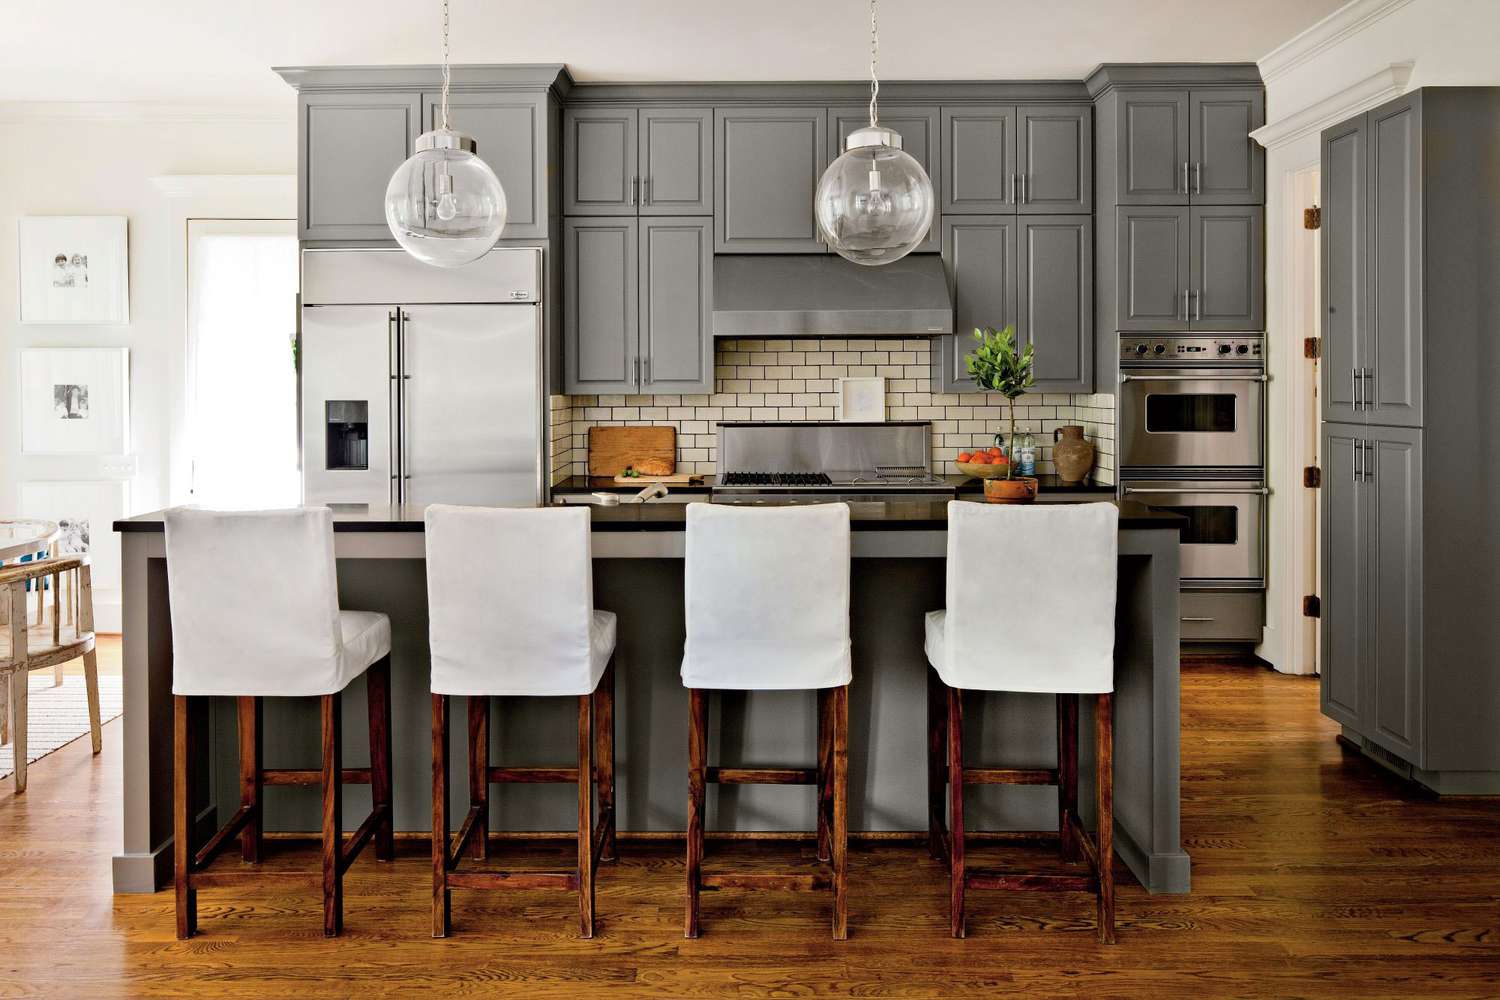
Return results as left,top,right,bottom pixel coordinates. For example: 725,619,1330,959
684,687,707,939
320,692,343,938
468,694,490,862
1095,692,1116,944
173,694,197,939
926,668,948,861
816,686,833,863
946,685,966,939
593,657,617,862
9,670,27,795
831,684,849,941
576,692,595,939
80,565,101,755
237,697,263,864
366,656,394,862
431,694,451,938
1057,693,1079,863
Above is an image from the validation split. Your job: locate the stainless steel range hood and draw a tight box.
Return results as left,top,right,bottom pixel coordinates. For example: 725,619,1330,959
712,254,953,338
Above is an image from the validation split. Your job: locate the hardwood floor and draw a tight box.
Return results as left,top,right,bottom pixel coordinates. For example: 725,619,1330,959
2,655,1498,998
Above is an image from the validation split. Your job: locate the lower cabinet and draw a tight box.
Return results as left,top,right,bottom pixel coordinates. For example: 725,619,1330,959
1320,422,1423,761
564,217,711,395
935,215,1092,393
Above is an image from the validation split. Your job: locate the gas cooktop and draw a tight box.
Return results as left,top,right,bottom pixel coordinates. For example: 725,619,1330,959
714,467,950,491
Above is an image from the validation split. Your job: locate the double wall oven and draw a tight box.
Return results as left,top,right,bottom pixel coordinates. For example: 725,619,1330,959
1118,335,1268,642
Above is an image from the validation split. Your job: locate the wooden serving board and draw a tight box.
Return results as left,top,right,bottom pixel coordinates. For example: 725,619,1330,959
610,473,702,485
587,425,677,477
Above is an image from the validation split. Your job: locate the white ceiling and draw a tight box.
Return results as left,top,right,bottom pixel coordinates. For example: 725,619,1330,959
0,0,1347,106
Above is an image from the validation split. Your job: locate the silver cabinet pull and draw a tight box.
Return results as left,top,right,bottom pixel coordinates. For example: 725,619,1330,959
1182,162,1189,194
1021,173,1028,204
1194,161,1202,194
633,356,640,388
1352,368,1361,410
1182,289,1189,322
629,176,638,207
399,310,411,499
1010,173,1018,204
388,310,399,503
642,355,651,385
1364,441,1375,482
1193,288,1202,321
643,176,651,206
1181,616,1216,623
1352,437,1361,483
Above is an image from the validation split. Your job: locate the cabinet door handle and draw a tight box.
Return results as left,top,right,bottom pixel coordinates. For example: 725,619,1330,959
1010,173,1018,204
643,176,651,206
1021,173,1028,204
1182,289,1189,322
1182,162,1189,194
1351,368,1360,410
1352,437,1360,483
629,176,637,207
1362,367,1374,410
633,356,640,388
1194,288,1202,321
1364,441,1375,482
1194,161,1202,194
642,356,650,385
1181,617,1216,623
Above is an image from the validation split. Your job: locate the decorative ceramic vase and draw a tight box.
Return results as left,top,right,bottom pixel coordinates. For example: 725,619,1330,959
1051,425,1095,485
983,476,1039,504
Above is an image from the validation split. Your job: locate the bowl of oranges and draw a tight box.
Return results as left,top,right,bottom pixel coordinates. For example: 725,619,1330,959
955,446,1012,479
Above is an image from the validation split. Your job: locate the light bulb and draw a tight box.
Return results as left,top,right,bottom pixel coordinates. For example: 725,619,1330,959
815,126,932,266
385,128,507,268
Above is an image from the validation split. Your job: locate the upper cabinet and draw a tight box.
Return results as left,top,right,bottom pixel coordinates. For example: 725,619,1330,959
942,104,1092,216
300,92,423,242
564,107,714,216
1113,87,1263,205
941,106,1018,214
830,105,941,252
427,92,550,238
1114,205,1262,332
714,107,828,252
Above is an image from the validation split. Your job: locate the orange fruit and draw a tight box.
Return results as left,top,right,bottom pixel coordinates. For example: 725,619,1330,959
957,451,972,463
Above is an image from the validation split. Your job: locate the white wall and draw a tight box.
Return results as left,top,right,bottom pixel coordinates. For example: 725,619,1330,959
0,109,293,628
1255,0,1500,673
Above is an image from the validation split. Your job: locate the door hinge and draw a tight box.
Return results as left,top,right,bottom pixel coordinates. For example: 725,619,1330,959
1304,466,1322,489
1304,206,1321,230
1304,337,1321,359
1303,595,1321,619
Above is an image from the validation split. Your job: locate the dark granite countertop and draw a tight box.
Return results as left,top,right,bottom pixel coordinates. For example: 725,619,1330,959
945,473,1116,496
554,474,1114,497
116,498,1180,533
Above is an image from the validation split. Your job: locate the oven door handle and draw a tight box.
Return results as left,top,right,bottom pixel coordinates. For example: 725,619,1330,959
1119,373,1270,383
1122,487,1270,496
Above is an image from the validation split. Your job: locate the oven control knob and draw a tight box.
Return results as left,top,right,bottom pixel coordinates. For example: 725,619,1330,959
1134,344,1148,356
1153,343,1167,355
1236,344,1250,355
1218,343,1233,355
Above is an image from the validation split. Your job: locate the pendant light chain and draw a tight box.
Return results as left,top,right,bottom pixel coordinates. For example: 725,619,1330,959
440,0,452,131
868,0,880,127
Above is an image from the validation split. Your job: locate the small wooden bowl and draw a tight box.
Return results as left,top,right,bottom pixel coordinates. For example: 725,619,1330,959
955,460,1012,480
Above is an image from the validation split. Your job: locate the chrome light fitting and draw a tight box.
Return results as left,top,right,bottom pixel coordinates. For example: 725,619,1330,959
814,0,934,266
384,0,507,267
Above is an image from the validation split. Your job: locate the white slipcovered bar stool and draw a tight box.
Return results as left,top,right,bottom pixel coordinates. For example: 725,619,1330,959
424,505,617,939
681,502,852,940
164,507,394,939
925,501,1119,943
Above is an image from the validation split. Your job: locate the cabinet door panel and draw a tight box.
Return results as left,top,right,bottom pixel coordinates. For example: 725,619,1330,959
640,218,712,393
1189,88,1265,204
941,106,1017,214
640,108,712,216
831,105,941,251
564,107,638,216
1321,115,1366,424
430,93,548,237
1189,206,1264,331
1320,423,1365,731
1017,105,1092,215
1117,90,1190,205
1366,427,1423,762
937,216,1017,391
302,92,421,241
564,219,639,395
715,108,827,252
1366,94,1424,428
1116,206,1189,331
1018,216,1092,391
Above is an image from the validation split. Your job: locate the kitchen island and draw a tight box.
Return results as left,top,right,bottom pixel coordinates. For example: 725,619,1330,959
111,499,1188,894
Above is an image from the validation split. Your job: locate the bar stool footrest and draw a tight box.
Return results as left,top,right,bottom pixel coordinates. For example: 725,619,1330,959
700,871,832,892
486,766,580,784
964,869,1098,893
447,870,579,891
706,766,817,785
261,768,372,786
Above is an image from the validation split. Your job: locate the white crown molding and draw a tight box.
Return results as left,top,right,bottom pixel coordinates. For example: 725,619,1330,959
1259,0,1416,83
149,174,296,200
0,101,291,124
1250,61,1414,149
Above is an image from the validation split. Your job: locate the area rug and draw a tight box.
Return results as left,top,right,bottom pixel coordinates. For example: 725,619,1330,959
0,674,123,780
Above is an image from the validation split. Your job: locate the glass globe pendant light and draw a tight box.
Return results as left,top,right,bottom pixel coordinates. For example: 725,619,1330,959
814,0,934,266
385,0,507,268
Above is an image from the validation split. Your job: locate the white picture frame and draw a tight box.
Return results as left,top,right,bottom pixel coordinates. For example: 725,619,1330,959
19,347,131,455
18,480,129,602
837,376,886,422
18,216,130,325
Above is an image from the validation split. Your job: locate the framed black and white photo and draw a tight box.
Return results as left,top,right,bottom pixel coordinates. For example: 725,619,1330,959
18,479,128,604
19,347,130,454
18,216,130,324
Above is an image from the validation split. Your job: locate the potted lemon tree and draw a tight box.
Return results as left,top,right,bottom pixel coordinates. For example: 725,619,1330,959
964,325,1038,504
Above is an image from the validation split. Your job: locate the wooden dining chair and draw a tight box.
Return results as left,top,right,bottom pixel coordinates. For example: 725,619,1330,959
0,555,102,794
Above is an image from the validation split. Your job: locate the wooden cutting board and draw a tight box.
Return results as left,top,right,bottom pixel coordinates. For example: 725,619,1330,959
610,473,702,485
588,425,677,478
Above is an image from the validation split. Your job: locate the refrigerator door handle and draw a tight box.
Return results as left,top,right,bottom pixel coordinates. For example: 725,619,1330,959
388,310,400,504
400,310,412,501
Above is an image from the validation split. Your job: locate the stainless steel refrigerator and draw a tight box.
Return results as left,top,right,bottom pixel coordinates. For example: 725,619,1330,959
299,248,544,507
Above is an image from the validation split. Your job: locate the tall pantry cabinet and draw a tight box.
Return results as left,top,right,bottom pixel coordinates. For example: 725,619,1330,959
1318,88,1500,793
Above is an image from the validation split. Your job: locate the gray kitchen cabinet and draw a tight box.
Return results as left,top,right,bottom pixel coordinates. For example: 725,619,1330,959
563,218,638,394
1115,206,1189,331
300,91,422,241
563,107,638,216
1365,94,1424,428
1189,206,1264,331
715,107,828,252
1114,89,1190,205
639,218,712,392
640,108,713,216
935,216,1017,391
1319,422,1365,732
1320,115,1365,424
1190,88,1266,205
941,106,1018,215
428,92,550,238
1017,215,1093,390
1016,105,1093,215
830,105,941,252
